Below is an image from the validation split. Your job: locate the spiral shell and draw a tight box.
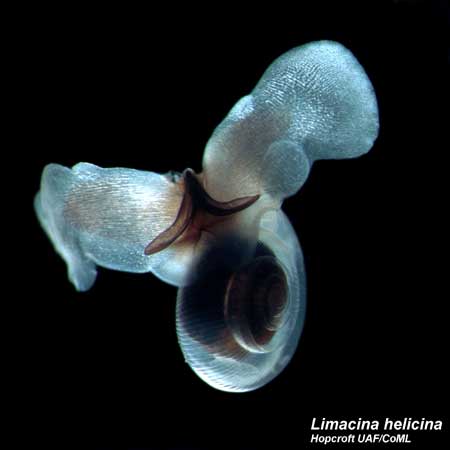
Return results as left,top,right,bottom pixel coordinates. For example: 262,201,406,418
176,210,306,392
34,41,378,392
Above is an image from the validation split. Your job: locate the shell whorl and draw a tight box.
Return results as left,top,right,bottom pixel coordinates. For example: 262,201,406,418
176,211,306,392
224,255,289,353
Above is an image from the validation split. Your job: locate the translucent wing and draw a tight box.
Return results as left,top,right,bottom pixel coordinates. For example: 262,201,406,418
34,163,188,291
202,41,379,202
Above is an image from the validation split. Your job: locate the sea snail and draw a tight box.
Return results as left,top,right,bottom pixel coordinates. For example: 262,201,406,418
34,41,379,392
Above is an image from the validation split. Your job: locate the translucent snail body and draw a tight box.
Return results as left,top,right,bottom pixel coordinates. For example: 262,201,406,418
34,41,379,392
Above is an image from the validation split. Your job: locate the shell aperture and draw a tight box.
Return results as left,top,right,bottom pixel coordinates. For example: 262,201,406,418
34,41,379,391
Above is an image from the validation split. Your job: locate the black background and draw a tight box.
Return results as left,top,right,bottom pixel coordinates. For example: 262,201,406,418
11,1,447,449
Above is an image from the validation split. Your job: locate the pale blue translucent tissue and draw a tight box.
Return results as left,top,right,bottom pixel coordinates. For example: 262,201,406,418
35,41,378,293
35,163,185,291
202,41,379,202
35,41,379,392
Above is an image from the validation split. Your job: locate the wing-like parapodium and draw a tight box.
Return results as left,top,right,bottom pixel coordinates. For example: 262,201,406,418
34,163,185,291
202,41,379,202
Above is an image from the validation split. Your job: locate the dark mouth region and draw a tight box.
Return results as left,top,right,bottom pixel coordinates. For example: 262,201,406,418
144,168,260,256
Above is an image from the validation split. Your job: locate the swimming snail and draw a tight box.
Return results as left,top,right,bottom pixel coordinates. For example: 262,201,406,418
34,41,379,392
